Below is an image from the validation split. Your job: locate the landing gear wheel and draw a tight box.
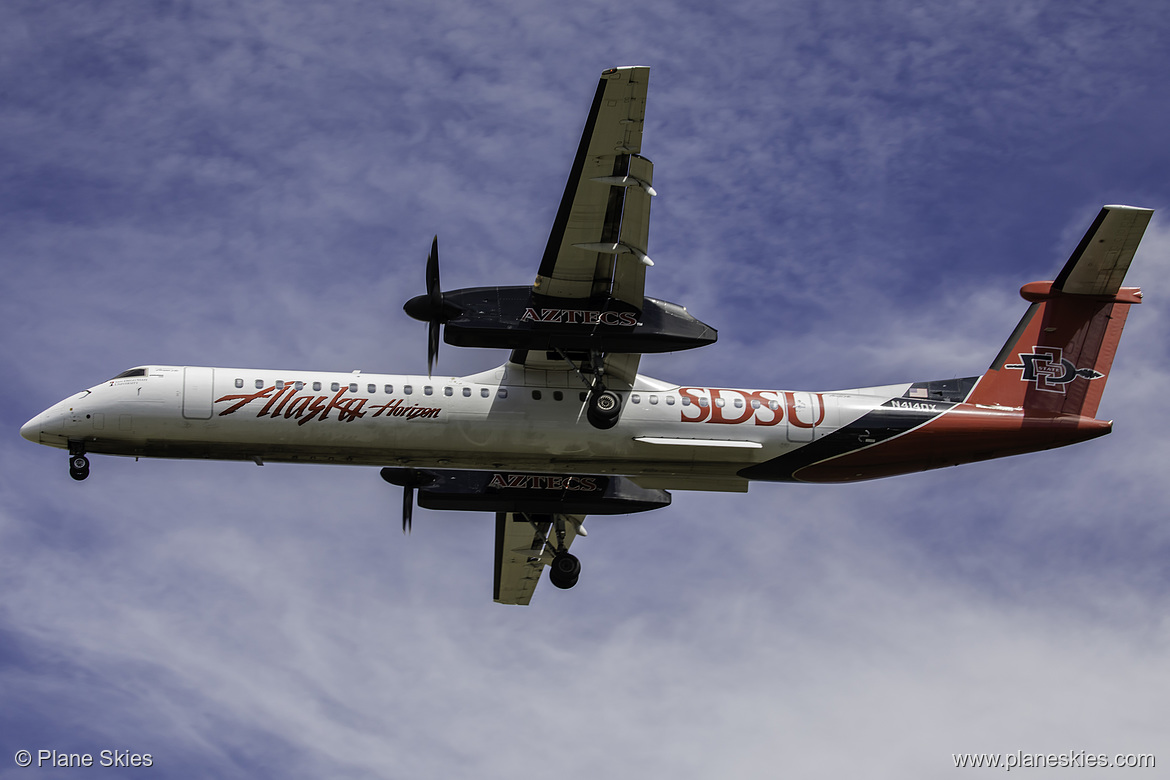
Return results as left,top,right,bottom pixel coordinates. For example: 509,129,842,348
586,389,622,430
69,455,90,481
548,552,581,590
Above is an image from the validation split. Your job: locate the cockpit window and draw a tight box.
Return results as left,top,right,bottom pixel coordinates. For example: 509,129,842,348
109,368,147,380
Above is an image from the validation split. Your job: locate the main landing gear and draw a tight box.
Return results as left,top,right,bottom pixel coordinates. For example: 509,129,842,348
549,551,581,589
585,387,622,430
545,514,582,590
558,348,623,430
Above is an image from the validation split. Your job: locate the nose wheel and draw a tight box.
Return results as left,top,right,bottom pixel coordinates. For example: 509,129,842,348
69,454,90,481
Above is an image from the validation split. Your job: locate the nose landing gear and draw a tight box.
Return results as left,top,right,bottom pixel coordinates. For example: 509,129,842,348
69,454,90,481
67,442,90,481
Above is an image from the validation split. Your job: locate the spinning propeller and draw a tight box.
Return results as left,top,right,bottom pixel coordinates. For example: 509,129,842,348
403,236,456,377
379,467,434,534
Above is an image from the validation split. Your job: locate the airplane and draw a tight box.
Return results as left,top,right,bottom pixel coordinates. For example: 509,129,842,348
20,66,1154,605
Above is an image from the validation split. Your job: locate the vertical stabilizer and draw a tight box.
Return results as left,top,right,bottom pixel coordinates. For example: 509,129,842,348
967,205,1152,418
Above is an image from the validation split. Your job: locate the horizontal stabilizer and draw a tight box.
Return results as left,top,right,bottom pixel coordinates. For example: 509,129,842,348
1052,205,1153,295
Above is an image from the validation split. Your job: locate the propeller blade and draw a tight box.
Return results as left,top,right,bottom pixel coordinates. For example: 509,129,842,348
426,236,441,377
426,236,440,304
427,320,440,378
402,485,414,535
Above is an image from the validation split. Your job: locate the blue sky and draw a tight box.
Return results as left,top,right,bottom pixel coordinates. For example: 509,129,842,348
3,1,1169,777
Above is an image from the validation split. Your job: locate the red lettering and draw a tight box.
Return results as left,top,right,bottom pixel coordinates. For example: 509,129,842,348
785,392,825,428
215,386,276,416
284,395,315,419
708,389,755,424
678,387,710,422
748,390,785,426
297,395,331,425
269,382,301,417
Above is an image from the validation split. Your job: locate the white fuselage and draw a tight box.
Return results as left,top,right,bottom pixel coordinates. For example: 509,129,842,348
21,364,904,489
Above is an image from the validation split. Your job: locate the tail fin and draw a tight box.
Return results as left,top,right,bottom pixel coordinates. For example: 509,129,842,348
967,205,1153,418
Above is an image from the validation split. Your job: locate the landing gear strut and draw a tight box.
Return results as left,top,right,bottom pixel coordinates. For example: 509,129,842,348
68,452,90,481
558,348,623,430
545,514,582,589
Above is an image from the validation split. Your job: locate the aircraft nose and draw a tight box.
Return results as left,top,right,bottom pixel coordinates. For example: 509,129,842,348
20,407,60,444
20,413,44,443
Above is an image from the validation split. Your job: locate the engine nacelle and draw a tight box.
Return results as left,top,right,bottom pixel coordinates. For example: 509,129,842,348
380,468,671,515
406,286,717,354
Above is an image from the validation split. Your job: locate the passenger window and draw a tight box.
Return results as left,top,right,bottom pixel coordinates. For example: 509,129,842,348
480,388,489,398
579,391,588,402
313,382,321,392
666,395,676,405
532,390,542,400
681,397,691,406
768,400,780,411
235,378,244,388
463,387,472,397
497,388,508,399
444,387,453,396
367,384,376,394
331,382,340,392
649,395,658,405
294,381,304,391
276,380,285,390
750,399,760,409
631,394,641,404
699,398,709,408
255,379,264,389
553,390,563,401
424,386,433,396
384,384,394,394
733,398,743,409
349,383,358,393
404,385,413,395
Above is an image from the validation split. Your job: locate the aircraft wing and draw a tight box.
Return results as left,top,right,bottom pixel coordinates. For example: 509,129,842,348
494,512,582,605
536,65,653,306
514,66,654,386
